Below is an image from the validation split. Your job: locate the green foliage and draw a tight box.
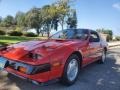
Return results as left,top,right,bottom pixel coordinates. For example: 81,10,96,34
96,28,113,41
41,5,53,37
0,0,77,37
0,30,6,35
0,35,46,45
24,32,37,37
115,36,120,41
0,17,2,24
15,27,23,31
56,0,70,30
96,28,113,36
25,7,42,35
1,15,15,27
67,9,77,28
15,11,26,27
8,30,23,36
106,35,112,42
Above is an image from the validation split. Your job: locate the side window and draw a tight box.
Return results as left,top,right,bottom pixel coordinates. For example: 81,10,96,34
82,30,89,40
90,31,100,42
75,30,89,40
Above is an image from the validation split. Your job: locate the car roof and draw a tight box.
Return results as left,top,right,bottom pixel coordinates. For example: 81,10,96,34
67,28,97,33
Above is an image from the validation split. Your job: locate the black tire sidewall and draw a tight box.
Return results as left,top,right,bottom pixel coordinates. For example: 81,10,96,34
60,54,80,86
98,51,106,64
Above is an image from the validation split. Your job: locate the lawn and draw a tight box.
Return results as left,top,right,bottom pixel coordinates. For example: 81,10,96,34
0,35,47,45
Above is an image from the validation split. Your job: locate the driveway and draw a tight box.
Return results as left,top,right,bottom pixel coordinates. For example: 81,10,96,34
0,48,120,90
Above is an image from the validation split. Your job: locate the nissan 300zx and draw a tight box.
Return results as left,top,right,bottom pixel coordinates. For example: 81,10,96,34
0,29,108,86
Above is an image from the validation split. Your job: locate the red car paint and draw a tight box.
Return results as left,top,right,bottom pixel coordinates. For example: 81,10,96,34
0,29,108,83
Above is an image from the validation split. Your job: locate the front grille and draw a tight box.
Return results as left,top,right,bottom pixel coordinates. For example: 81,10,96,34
8,62,17,69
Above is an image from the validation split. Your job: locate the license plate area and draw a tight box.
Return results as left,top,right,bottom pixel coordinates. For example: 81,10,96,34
0,57,7,70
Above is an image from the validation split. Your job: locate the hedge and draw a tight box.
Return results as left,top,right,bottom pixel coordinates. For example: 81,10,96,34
8,30,23,36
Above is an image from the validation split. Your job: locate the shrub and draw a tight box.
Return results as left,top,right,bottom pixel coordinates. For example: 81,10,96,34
8,30,23,36
15,27,23,31
115,36,120,41
24,32,37,37
0,30,6,35
106,35,112,42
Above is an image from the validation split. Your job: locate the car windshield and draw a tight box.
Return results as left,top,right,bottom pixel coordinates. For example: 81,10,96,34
49,29,89,40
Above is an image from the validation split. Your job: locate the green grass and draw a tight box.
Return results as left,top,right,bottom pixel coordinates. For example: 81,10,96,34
0,35,47,45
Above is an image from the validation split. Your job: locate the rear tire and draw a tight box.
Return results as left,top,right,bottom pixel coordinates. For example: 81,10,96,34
60,54,80,86
98,50,106,64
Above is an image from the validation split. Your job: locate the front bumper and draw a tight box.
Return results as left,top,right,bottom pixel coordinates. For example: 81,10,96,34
5,67,50,85
0,57,51,83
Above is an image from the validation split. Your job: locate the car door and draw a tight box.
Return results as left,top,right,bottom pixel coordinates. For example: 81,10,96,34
76,29,92,66
89,31,102,61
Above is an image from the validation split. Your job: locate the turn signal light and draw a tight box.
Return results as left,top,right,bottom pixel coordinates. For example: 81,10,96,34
18,66,27,73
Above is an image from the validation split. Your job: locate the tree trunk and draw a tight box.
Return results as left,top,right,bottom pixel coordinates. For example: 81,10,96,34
41,33,44,37
36,28,40,36
62,20,64,30
47,24,50,38
47,31,50,38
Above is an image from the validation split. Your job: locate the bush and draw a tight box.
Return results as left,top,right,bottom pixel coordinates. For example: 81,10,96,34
115,36,120,41
15,27,23,31
0,30,6,35
8,30,23,36
106,35,112,42
24,32,37,37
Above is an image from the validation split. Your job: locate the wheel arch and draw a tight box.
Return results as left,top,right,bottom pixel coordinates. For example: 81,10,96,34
71,51,83,67
60,51,83,85
64,51,83,68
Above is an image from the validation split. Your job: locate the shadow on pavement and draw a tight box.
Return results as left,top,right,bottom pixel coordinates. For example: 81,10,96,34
0,52,120,90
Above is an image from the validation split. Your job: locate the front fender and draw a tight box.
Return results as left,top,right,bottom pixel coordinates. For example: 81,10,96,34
49,45,83,80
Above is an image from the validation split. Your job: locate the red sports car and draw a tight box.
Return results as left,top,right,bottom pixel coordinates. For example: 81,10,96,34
0,29,108,86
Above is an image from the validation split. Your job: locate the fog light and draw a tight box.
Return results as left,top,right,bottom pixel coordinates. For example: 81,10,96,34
18,66,27,73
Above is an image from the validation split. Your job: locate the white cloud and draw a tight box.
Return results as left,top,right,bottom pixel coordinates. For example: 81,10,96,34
113,2,120,10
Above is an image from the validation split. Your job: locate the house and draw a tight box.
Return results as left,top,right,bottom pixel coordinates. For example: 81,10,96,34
99,33,108,41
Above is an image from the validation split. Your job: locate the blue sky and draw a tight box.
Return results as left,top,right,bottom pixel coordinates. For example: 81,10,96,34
0,0,120,35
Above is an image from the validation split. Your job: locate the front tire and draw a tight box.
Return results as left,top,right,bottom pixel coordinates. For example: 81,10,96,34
60,54,80,86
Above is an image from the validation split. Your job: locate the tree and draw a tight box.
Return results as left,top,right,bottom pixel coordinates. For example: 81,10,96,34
0,16,2,23
15,11,26,27
0,0,77,37
115,36,120,41
67,9,77,29
50,5,59,31
56,0,70,30
40,1,71,37
41,5,54,37
0,16,2,26
96,28,113,41
2,15,15,27
25,7,42,35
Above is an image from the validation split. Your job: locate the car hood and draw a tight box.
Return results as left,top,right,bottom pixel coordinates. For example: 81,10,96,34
1,40,76,60
11,40,67,50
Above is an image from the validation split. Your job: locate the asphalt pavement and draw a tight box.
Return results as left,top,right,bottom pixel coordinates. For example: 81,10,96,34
0,48,120,90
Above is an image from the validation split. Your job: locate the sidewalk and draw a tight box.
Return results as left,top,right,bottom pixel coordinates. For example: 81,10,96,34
108,41,120,47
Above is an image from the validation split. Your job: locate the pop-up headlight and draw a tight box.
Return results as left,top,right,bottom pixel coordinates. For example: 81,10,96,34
29,53,42,60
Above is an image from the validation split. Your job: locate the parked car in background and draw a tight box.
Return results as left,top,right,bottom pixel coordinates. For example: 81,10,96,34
0,29,108,86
